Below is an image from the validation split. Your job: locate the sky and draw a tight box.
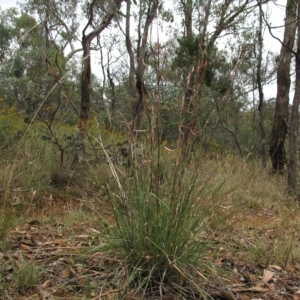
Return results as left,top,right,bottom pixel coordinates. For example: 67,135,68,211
0,0,17,10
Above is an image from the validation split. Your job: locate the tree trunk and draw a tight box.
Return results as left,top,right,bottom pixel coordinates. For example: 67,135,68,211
183,0,193,37
257,0,266,168
179,0,251,151
77,0,123,159
181,0,194,137
133,79,147,131
288,0,300,193
107,63,116,122
132,0,159,133
180,0,211,149
125,0,136,95
72,0,123,166
269,0,297,173
79,40,91,143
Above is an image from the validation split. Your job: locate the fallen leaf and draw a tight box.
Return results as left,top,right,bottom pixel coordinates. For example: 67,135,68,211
75,264,84,273
294,296,300,300
41,279,53,288
69,267,76,277
52,238,69,247
238,294,251,300
239,294,251,300
20,243,31,251
268,283,276,291
262,269,274,284
232,285,268,293
294,290,300,297
60,268,71,278
89,227,100,234
24,233,32,239
76,276,87,286
269,264,282,271
76,234,91,240
39,289,55,300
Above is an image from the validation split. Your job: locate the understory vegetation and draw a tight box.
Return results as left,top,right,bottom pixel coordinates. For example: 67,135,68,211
0,108,300,299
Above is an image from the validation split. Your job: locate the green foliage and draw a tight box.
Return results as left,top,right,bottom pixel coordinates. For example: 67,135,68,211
14,13,42,49
15,261,43,294
172,35,200,73
0,21,12,62
0,212,16,250
0,105,25,144
0,9,74,129
287,0,297,10
172,34,224,90
12,53,24,78
107,149,223,297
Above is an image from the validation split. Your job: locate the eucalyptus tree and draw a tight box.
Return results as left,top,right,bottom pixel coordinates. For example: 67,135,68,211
288,0,300,194
124,0,159,132
256,0,267,168
17,0,126,163
79,0,124,145
16,0,80,126
20,0,80,54
170,0,257,154
269,0,297,173
0,9,15,64
0,8,17,104
0,10,66,120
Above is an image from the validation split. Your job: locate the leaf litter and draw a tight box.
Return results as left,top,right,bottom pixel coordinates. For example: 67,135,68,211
1,195,300,299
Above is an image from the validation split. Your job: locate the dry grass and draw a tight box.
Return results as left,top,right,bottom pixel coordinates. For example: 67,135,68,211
0,135,300,299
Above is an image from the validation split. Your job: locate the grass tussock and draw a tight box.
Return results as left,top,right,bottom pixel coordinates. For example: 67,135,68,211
104,146,231,298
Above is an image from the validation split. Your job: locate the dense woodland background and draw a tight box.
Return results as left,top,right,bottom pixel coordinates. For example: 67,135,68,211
0,1,286,163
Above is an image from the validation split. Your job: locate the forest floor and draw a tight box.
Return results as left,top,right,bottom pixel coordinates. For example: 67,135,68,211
2,188,300,300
